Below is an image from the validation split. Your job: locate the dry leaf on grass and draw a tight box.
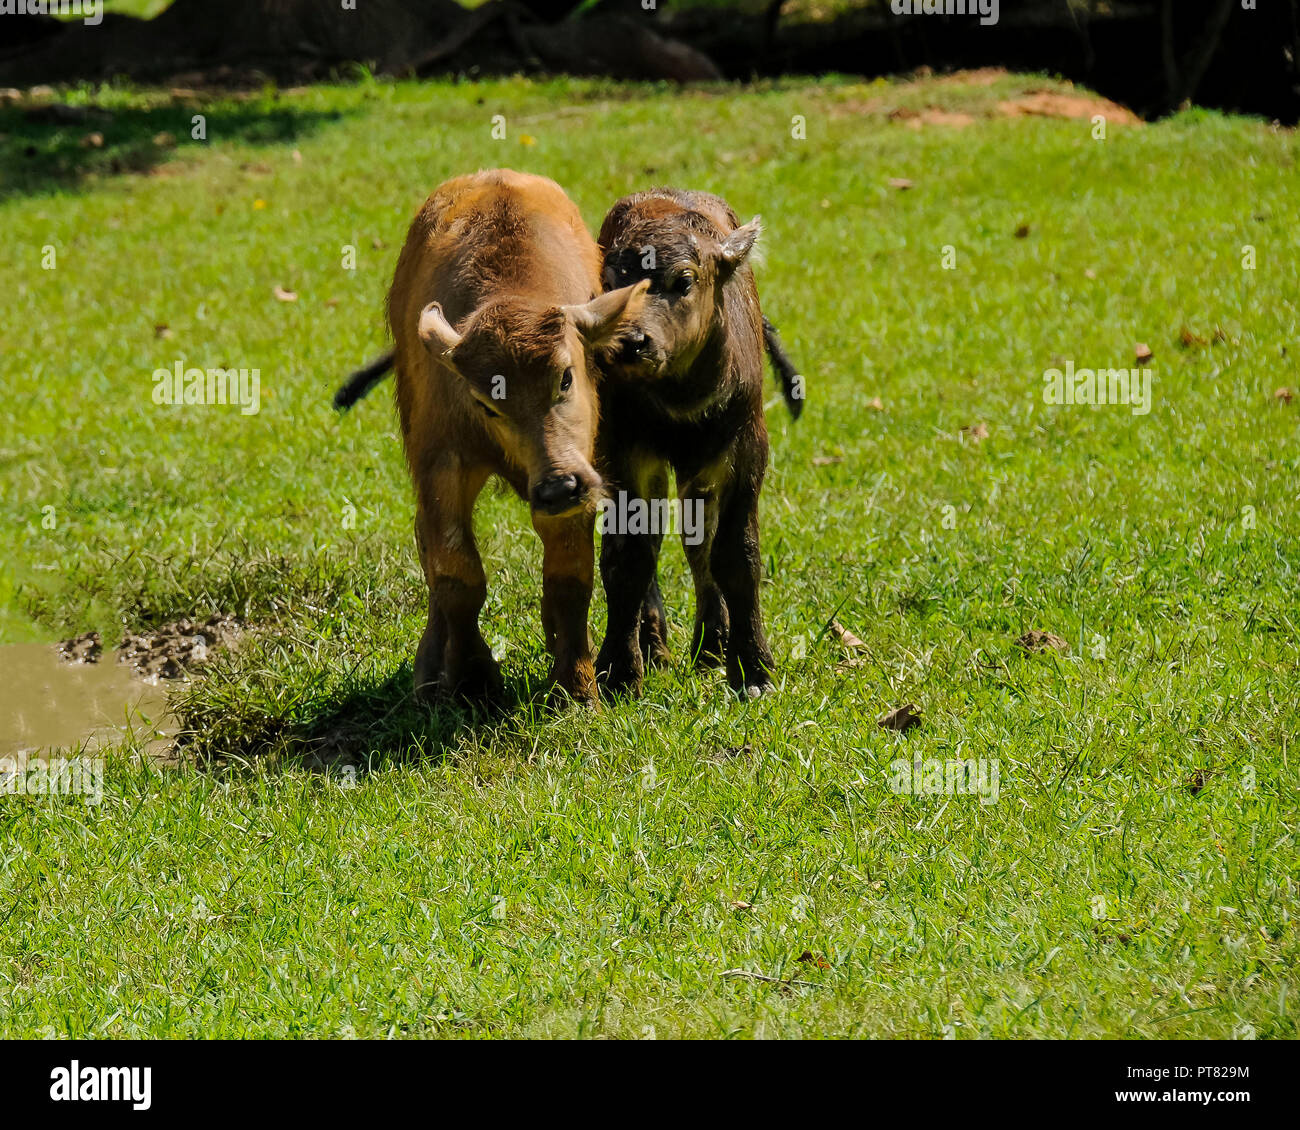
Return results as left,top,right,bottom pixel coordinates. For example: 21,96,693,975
1014,224,1031,239
812,455,843,466
888,177,914,189
1135,343,1153,365
831,620,866,651
1274,387,1293,404
273,286,298,303
1179,325,1209,348
868,397,885,411
831,619,867,668
797,950,832,970
961,423,990,440
877,703,922,732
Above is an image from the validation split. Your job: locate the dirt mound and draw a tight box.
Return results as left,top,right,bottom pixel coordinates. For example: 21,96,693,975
59,614,243,681
1016,629,1070,655
834,73,1142,129
997,91,1142,124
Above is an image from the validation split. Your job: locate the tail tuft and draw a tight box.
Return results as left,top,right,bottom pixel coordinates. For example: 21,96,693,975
762,316,804,419
334,349,395,410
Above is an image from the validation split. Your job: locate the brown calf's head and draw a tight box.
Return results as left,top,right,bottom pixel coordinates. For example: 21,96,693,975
600,197,761,380
418,281,648,515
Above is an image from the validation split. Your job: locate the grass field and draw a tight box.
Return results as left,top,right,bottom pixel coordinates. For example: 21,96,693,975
1,70,1297,1038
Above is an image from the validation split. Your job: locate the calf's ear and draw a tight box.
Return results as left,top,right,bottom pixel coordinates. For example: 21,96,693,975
563,279,649,346
719,216,762,274
418,302,463,360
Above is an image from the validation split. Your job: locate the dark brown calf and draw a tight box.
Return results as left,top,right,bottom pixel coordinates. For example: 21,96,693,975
387,169,646,706
595,188,798,698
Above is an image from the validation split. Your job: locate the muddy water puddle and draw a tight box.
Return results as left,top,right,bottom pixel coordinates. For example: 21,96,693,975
0,643,175,761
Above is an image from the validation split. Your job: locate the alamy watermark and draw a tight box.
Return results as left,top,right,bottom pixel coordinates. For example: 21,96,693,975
0,0,101,25
1043,362,1152,416
889,755,1000,805
891,0,999,26
152,361,261,415
598,490,704,546
1,756,103,805
50,1061,150,1111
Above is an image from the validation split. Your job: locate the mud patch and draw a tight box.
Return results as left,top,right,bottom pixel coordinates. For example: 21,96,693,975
58,630,102,664
0,643,172,759
116,613,243,680
4,613,246,761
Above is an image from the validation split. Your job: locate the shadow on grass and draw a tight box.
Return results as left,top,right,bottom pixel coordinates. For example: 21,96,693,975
174,661,567,775
0,98,349,201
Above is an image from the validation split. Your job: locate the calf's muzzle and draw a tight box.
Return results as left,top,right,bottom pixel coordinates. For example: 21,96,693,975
531,472,589,515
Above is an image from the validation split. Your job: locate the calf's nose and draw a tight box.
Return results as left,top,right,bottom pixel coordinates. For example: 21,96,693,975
531,473,583,513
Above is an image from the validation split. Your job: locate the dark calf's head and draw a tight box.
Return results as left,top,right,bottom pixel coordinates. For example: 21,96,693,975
599,201,761,380
418,281,648,516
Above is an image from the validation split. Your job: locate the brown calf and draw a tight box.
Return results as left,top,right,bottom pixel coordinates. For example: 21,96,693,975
387,169,647,706
595,188,800,699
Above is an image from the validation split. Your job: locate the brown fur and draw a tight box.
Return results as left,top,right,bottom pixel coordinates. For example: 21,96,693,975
595,188,778,698
387,169,646,706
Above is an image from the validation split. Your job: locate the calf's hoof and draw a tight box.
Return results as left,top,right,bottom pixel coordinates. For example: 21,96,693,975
596,645,644,698
727,655,775,700
415,650,503,705
549,658,598,709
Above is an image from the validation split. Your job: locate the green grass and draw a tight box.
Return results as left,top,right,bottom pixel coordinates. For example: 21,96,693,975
1,71,1297,1038
52,0,172,18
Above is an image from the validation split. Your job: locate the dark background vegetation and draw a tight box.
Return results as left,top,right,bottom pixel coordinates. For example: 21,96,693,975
2,0,1298,123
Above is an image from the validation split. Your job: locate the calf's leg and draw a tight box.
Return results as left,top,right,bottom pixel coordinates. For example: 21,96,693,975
596,455,669,695
533,509,599,707
677,469,728,670
413,463,500,702
639,572,671,669
710,440,776,697
637,463,672,669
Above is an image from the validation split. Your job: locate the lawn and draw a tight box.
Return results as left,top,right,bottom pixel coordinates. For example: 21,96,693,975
1,70,1296,1038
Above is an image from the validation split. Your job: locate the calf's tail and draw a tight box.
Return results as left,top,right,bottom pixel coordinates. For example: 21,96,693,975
762,316,804,420
334,349,395,410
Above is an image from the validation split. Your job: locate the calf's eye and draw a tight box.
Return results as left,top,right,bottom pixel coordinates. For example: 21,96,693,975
672,272,694,295
560,368,574,392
